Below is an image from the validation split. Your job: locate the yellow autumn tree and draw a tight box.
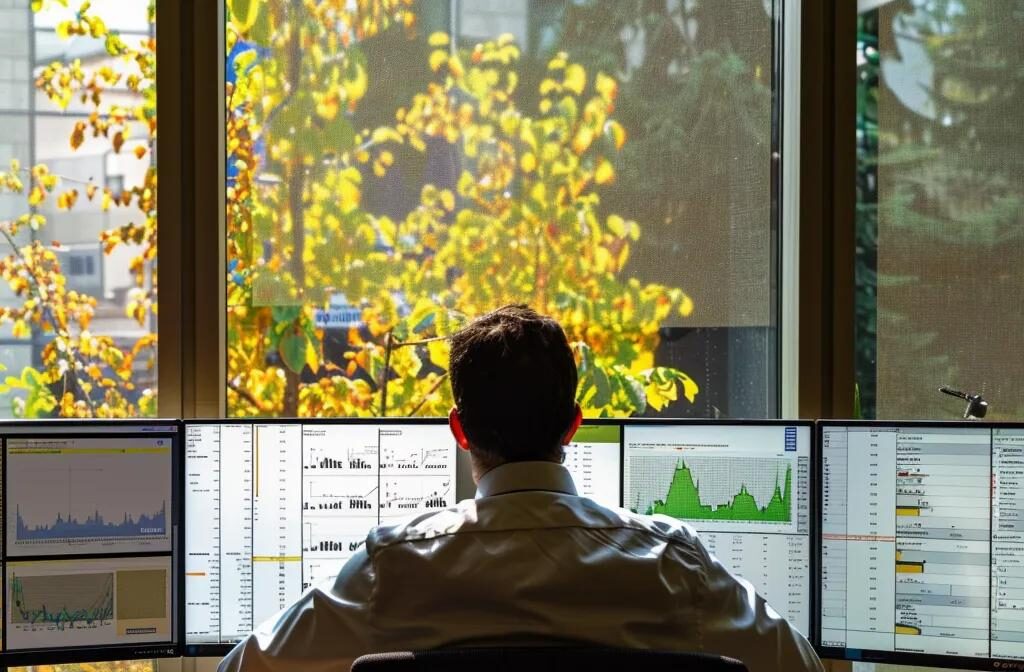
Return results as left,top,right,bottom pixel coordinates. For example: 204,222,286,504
226,2,698,418
0,0,157,417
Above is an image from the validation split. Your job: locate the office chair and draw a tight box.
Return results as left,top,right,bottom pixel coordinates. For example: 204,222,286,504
351,646,748,671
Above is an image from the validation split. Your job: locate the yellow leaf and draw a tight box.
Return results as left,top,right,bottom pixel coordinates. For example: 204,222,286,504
339,175,360,214
594,159,614,185
607,214,626,237
344,61,368,104
440,190,455,211
134,144,147,159
520,152,536,173
571,126,594,155
428,32,450,47
679,293,695,317
427,340,449,369
448,54,465,79
605,120,627,150
28,186,44,206
371,127,403,144
70,121,86,150
429,50,448,72
595,72,618,102
539,78,559,96
305,338,320,373
12,320,29,339
564,64,586,95
681,374,699,403
645,383,668,412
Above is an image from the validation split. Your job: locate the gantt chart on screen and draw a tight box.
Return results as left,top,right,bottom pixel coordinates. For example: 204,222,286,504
820,425,1024,661
623,424,812,635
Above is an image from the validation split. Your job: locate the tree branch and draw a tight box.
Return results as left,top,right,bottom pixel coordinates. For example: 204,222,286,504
227,379,269,413
0,226,97,414
408,373,449,417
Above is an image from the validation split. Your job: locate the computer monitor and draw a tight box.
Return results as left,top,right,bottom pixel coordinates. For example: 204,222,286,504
184,417,622,653
1,420,181,666
818,421,1024,670
623,421,814,636
183,419,459,654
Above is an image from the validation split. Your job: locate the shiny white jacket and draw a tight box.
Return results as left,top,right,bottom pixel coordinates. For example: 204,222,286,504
219,461,823,672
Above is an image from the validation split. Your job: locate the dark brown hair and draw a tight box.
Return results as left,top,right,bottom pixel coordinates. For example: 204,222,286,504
449,305,578,463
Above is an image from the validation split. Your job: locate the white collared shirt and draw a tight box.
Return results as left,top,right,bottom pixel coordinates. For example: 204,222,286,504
219,461,823,672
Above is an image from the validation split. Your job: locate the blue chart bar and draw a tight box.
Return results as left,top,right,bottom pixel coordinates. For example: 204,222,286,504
16,501,167,540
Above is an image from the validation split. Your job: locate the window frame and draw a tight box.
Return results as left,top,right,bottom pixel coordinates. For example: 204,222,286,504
796,0,857,421
157,0,225,420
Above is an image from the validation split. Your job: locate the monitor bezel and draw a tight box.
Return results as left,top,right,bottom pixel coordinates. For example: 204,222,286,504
181,417,814,657
813,419,1024,671
0,418,183,667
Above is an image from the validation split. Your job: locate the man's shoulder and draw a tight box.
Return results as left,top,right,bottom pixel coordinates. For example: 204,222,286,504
367,495,708,553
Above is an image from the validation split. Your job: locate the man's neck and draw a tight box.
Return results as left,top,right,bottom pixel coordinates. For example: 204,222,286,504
470,453,563,485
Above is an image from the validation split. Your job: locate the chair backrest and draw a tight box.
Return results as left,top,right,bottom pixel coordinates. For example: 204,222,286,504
351,647,748,672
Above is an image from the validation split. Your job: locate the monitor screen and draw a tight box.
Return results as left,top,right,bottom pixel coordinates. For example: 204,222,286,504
818,422,1024,669
562,424,621,506
184,420,457,651
1,421,180,665
623,422,813,636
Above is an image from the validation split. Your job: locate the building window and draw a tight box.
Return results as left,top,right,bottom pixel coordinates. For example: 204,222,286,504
224,1,781,419
855,1,1024,421
0,0,157,419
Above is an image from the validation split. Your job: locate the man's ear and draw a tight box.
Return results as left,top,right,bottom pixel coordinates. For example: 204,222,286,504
449,407,471,451
562,404,583,445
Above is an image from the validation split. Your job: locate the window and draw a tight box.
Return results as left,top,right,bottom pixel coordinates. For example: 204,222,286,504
0,0,157,418
225,0,781,419
854,1,1024,421
9,660,156,672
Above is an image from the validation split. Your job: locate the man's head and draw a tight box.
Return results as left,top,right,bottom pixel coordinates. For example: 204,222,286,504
448,305,581,472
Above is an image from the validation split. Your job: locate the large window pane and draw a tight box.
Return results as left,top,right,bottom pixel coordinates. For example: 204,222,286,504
0,0,157,418
225,0,778,419
855,1,1024,420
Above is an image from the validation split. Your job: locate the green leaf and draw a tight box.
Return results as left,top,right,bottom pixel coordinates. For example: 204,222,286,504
248,2,273,45
271,305,301,324
229,0,260,34
322,114,355,153
614,371,646,414
590,365,612,408
279,330,308,374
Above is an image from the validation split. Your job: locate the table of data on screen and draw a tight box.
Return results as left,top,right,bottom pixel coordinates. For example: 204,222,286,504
184,423,457,645
820,425,1024,661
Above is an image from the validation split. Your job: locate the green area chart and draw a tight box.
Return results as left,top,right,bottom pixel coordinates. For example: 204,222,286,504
647,461,792,522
